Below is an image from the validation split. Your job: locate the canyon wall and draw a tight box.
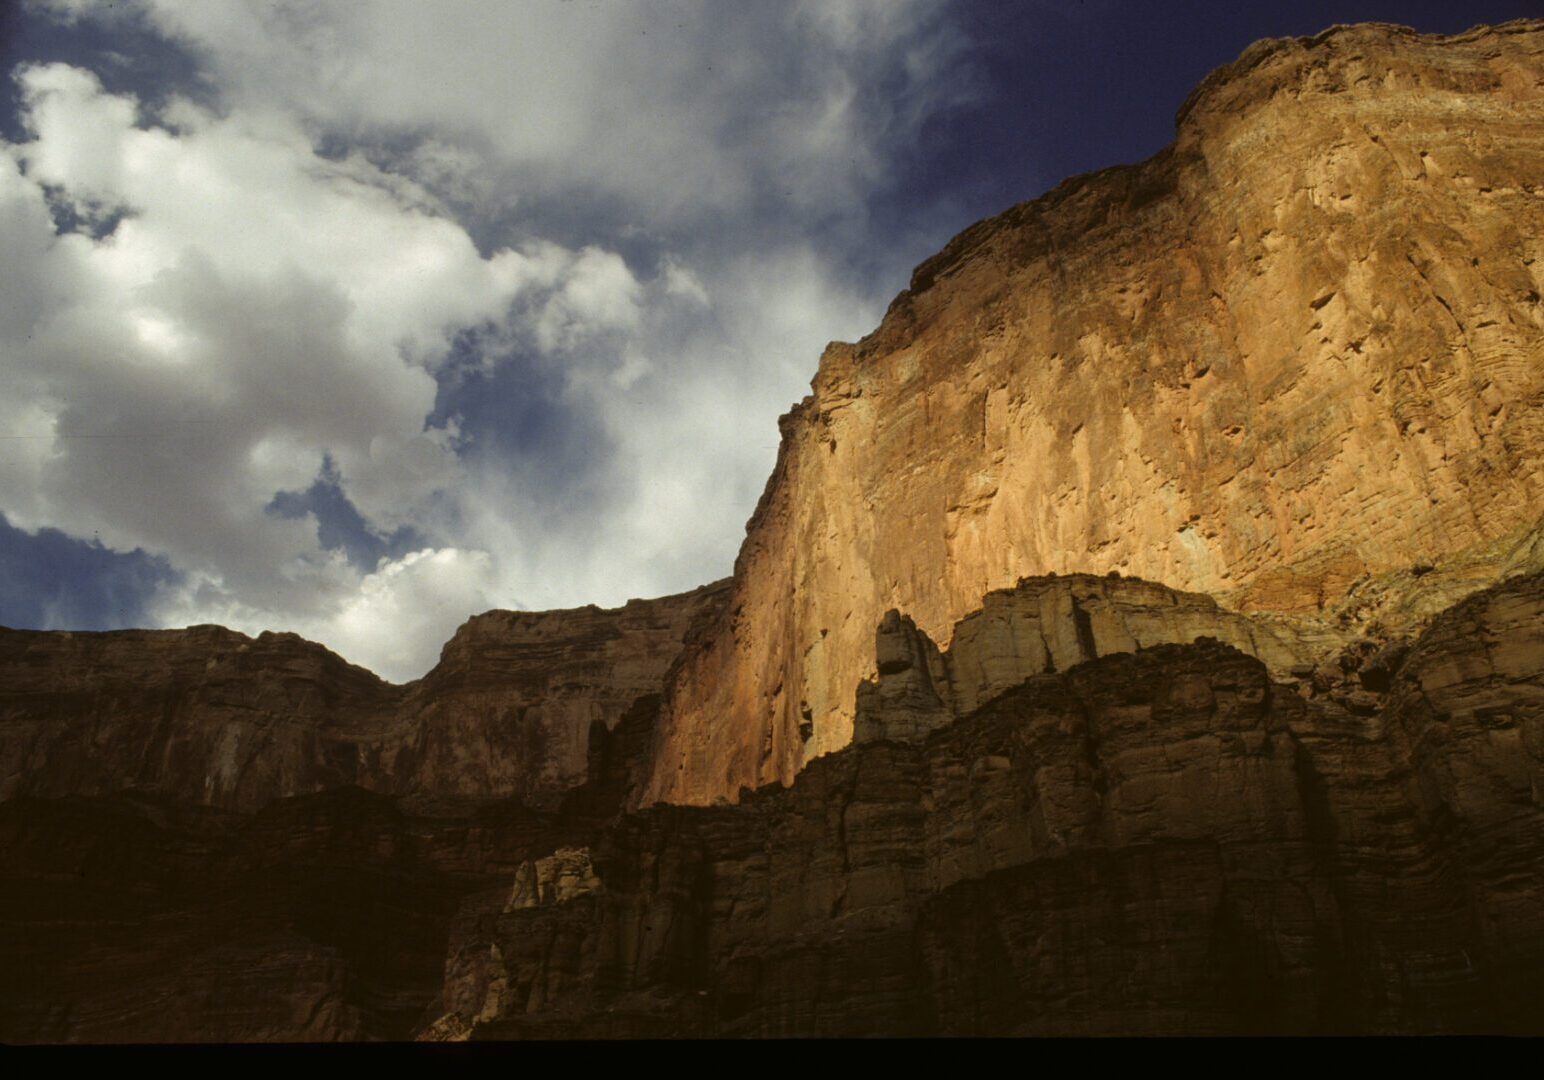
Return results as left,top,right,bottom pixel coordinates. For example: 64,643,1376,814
0,580,727,812
7,569,1539,1040
431,569,1544,1037
645,20,1544,806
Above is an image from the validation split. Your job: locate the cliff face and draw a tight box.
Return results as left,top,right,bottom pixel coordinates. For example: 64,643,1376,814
0,581,728,813
646,21,1544,806
849,572,1334,747
0,787,574,1042
430,569,1544,1037
4,20,1544,1044
7,569,1539,1041
396,581,729,808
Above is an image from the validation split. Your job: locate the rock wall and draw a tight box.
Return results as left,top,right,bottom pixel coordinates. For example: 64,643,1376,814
0,787,569,1042
0,580,728,812
646,20,1544,806
851,572,1332,746
429,569,1544,1037
396,580,729,807
5,569,1540,1041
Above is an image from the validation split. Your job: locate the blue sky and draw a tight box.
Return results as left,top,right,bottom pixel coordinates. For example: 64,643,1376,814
0,0,1534,680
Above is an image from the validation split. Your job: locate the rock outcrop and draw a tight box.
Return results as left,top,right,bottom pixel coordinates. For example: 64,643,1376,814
645,20,1544,806
0,580,729,812
425,568,1544,1037
0,787,568,1042
9,568,1538,1041
396,581,729,808
0,697,662,1042
852,572,1333,745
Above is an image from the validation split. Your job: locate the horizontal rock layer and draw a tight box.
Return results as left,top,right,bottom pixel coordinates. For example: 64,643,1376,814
0,788,559,1042
5,569,1538,1040
438,569,1544,1036
0,696,661,1043
0,580,728,812
647,19,1544,806
850,572,1334,745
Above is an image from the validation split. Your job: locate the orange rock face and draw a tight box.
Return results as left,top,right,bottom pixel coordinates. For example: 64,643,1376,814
644,21,1544,806
399,580,729,806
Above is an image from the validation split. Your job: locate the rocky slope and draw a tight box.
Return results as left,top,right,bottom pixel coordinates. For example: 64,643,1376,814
426,567,1544,1037
0,689,670,1042
646,19,1544,806
0,788,567,1042
0,580,728,812
9,568,1535,1040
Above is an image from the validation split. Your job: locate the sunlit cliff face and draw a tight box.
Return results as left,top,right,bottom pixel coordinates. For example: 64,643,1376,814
644,21,1544,806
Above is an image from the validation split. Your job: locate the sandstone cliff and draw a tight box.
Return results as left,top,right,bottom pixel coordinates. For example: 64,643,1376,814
427,570,1544,1037
7,569,1539,1040
646,20,1544,806
0,580,728,812
3,19,1543,1043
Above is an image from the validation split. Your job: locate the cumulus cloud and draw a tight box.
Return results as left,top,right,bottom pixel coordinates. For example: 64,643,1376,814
0,60,646,677
89,0,963,223
156,547,499,684
3,0,971,681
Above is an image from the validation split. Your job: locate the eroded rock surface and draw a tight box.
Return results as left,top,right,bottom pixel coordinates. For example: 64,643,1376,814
0,787,562,1042
4,570,1540,1040
433,570,1544,1037
853,572,1333,745
647,20,1544,806
398,581,729,808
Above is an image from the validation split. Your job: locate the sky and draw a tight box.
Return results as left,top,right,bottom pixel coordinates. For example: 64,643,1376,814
0,0,1536,682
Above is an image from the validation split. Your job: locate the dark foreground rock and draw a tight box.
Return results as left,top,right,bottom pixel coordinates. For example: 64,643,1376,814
4,570,1539,1040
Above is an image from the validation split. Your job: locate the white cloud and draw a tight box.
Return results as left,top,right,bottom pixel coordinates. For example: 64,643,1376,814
445,244,887,617
1,65,494,559
102,0,960,223
154,547,498,683
4,1,970,680
660,258,710,307
0,61,659,673
531,245,643,353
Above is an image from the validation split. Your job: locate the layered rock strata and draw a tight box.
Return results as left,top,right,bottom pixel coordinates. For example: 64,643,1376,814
0,580,729,812
851,572,1331,745
428,569,1544,1037
646,19,1544,806
4,569,1541,1040
0,696,660,1043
